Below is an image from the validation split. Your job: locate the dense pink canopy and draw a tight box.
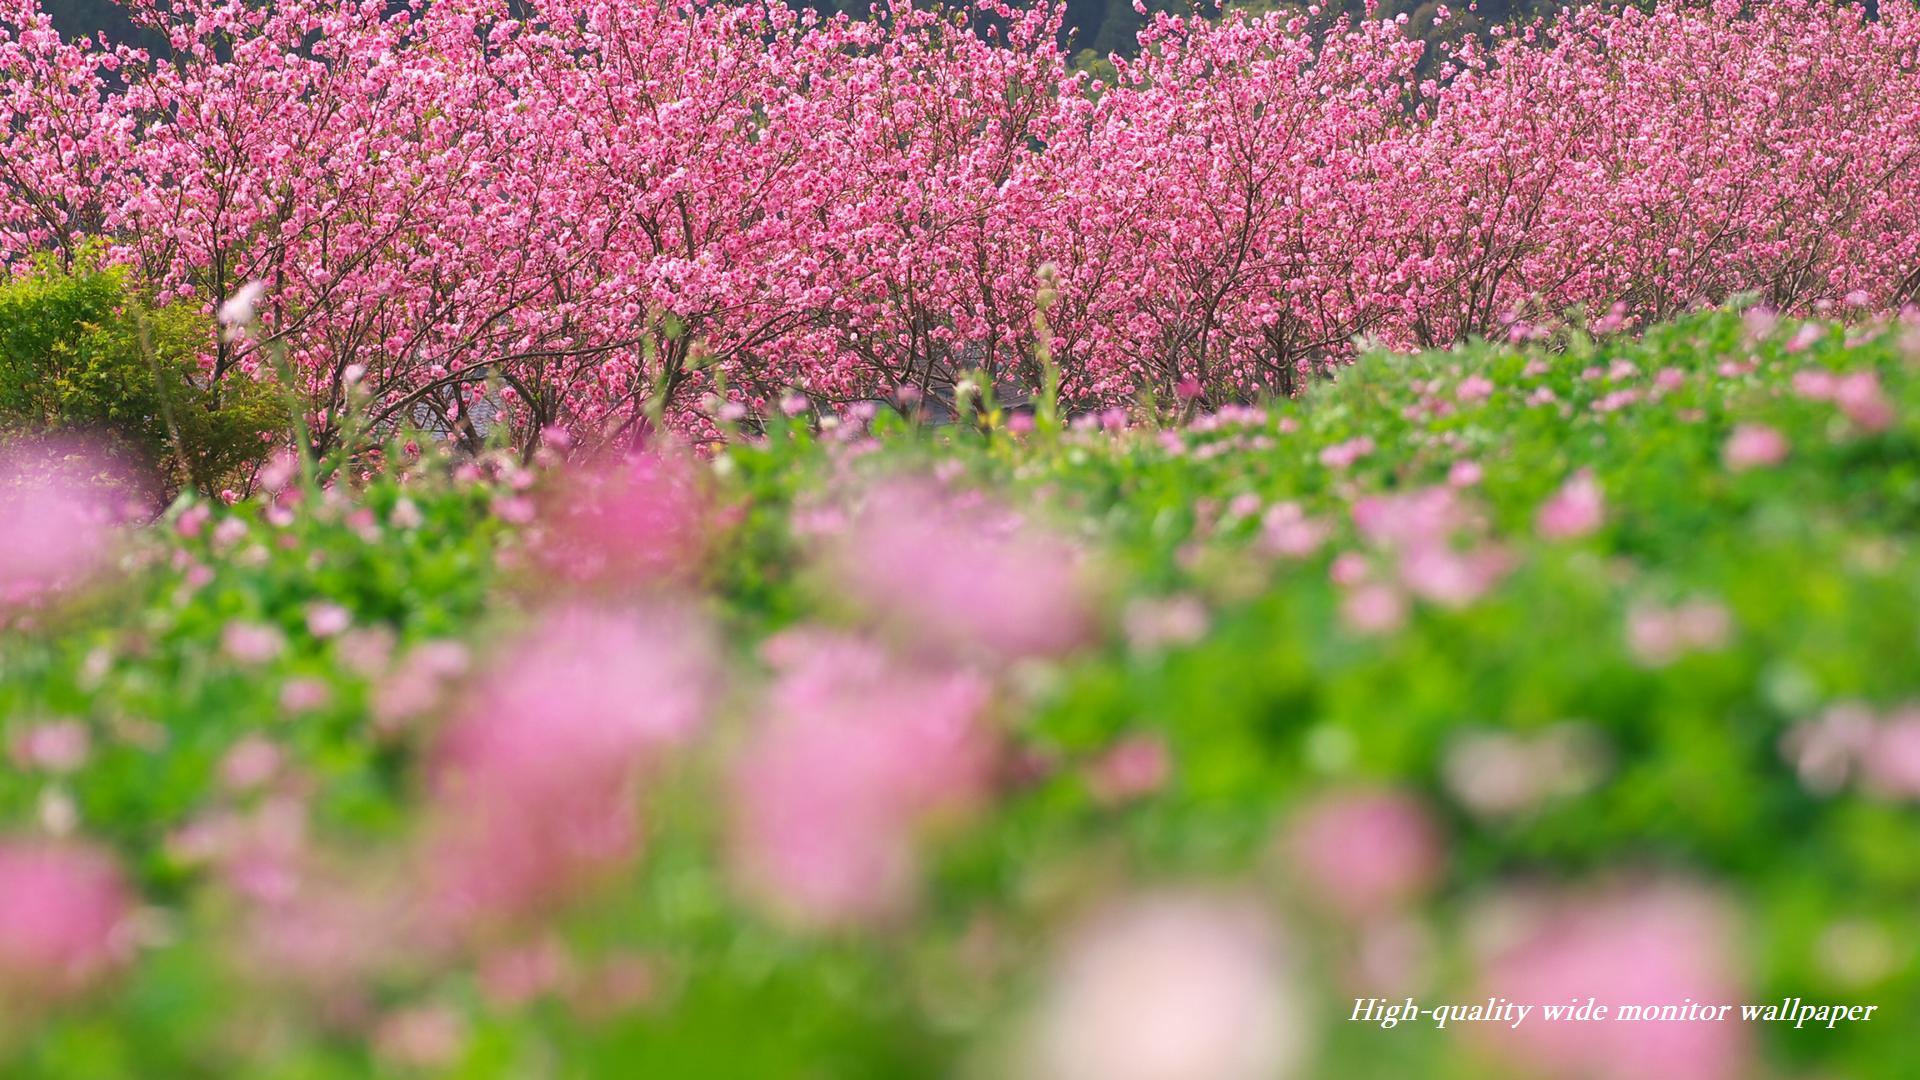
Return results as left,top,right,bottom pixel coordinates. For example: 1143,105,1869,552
4,0,1917,442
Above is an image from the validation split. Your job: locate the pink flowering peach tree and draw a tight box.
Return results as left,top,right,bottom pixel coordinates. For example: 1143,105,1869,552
4,0,1918,442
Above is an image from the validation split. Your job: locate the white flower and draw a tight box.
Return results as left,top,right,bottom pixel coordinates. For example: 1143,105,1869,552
1024,892,1308,1080
217,281,268,328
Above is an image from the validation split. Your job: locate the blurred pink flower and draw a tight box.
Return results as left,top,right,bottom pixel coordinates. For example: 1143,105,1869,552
10,720,90,775
425,606,716,928
199,796,310,906
334,626,397,676
1396,544,1509,608
0,839,134,1002
1086,735,1172,806
1318,436,1374,470
369,640,470,729
1022,892,1306,1080
1340,582,1407,635
1833,371,1896,432
531,449,712,588
567,951,660,1021
729,631,994,930
257,450,299,494
1446,460,1483,487
1259,502,1328,558
1442,724,1608,820
211,517,249,550
0,448,121,609
175,502,212,538
234,857,416,993
491,494,535,525
1123,594,1210,652
1785,323,1824,353
1626,598,1732,666
1455,374,1494,403
1284,789,1442,918
829,479,1096,662
477,935,573,1009
1352,916,1435,995
1792,368,1838,400
279,678,333,713
1722,424,1789,471
373,1005,466,1070
305,602,352,638
1860,706,1920,800
1471,884,1748,1080
220,736,283,793
1328,552,1371,587
1782,702,1877,795
1352,487,1463,549
222,621,287,665
1537,469,1604,539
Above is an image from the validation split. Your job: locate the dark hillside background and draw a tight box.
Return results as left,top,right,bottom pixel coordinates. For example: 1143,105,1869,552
33,1,1895,86
42,0,156,45
38,0,1581,63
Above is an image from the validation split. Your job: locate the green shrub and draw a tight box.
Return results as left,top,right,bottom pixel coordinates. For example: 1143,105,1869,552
0,254,283,495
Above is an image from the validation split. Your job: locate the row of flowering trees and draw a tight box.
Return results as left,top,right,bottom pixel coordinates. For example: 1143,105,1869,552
5,0,1919,444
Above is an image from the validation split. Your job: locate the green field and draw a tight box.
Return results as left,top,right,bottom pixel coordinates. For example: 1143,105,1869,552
4,308,1920,1077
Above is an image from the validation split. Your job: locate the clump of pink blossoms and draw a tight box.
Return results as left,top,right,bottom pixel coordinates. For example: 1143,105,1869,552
828,479,1096,662
1282,788,1444,920
1021,891,1308,1080
1784,701,1920,800
1625,598,1733,667
424,604,717,929
1442,724,1608,821
1338,486,1510,630
1722,424,1789,471
1537,469,1606,539
0,446,123,610
1793,369,1899,433
529,448,715,590
1470,884,1749,1080
10,720,90,774
728,630,996,930
0,838,135,1003
1085,735,1172,806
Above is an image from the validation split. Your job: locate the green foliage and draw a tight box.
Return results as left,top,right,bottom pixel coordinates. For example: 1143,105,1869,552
5,308,1920,1075
716,309,1920,1077
0,255,284,495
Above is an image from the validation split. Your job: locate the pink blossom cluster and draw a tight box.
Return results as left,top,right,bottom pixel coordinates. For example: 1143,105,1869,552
149,458,1110,1021
424,604,719,929
4,0,1918,440
1336,484,1510,633
728,630,998,929
0,441,140,617
1470,883,1750,1080
726,475,1101,927
1022,891,1308,1080
1782,701,1920,799
0,838,134,1005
